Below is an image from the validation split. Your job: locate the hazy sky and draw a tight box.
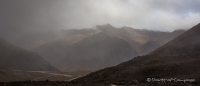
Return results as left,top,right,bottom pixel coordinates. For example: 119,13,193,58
0,0,200,32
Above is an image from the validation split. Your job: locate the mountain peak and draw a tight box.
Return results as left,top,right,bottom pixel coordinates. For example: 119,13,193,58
96,24,115,29
104,23,113,27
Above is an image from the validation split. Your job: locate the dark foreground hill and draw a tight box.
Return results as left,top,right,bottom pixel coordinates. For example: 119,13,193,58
73,23,200,85
0,38,57,71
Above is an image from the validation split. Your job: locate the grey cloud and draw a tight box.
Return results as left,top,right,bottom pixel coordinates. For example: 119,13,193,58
146,0,200,13
0,0,200,36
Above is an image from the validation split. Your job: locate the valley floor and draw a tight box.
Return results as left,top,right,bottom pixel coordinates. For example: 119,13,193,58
0,69,90,82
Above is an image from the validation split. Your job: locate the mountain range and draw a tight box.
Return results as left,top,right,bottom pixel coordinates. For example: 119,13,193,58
0,24,185,72
74,23,200,85
33,24,184,72
0,23,198,85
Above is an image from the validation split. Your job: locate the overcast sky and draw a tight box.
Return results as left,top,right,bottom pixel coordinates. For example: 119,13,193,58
0,0,200,32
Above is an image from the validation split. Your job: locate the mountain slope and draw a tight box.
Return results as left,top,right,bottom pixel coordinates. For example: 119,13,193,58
74,23,200,85
35,32,138,72
150,24,200,55
0,38,57,71
139,41,160,55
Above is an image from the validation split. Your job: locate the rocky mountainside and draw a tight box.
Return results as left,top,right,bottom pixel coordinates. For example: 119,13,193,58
0,38,58,71
74,23,200,85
